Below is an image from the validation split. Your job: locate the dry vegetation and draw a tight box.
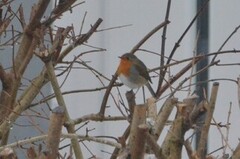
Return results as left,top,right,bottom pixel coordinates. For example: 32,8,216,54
0,0,240,159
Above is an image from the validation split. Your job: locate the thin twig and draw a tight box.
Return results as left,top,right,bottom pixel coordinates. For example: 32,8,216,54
0,133,121,152
158,0,171,93
130,20,169,54
212,24,240,62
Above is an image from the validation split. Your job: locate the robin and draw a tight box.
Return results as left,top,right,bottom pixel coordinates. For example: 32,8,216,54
117,53,156,98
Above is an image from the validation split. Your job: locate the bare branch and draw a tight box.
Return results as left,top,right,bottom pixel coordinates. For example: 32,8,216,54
44,59,84,159
130,20,170,54
197,82,219,158
158,0,172,93
153,97,177,139
129,104,147,159
46,106,65,159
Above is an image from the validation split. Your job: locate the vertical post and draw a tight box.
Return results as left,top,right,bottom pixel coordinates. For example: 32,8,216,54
195,0,209,156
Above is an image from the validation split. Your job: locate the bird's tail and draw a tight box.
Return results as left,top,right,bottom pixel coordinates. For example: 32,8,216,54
146,82,157,98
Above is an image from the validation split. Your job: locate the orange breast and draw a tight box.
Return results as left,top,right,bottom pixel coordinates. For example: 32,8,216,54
117,59,132,76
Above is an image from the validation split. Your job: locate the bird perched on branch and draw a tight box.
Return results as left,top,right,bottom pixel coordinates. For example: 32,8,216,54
117,53,156,98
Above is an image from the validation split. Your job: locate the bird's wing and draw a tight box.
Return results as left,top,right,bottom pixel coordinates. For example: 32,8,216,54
134,59,152,83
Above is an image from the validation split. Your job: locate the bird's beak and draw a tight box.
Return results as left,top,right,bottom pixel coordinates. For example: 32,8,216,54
118,56,122,59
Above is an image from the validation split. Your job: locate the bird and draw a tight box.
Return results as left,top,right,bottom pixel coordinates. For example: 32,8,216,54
117,53,156,98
